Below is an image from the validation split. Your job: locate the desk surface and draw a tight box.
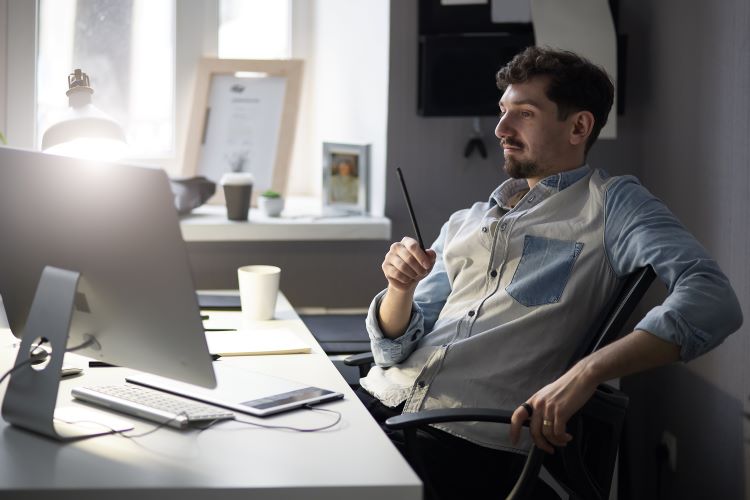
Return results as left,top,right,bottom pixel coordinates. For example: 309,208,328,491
0,293,421,500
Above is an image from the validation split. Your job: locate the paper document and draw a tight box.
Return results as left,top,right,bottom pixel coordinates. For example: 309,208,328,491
205,329,310,356
202,310,244,330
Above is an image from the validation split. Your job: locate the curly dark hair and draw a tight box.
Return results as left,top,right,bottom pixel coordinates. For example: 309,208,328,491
496,46,614,153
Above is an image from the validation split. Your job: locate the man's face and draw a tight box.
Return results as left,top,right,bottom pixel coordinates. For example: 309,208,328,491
338,161,353,176
495,76,575,182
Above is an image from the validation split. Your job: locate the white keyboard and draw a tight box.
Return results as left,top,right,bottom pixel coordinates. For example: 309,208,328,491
72,384,235,429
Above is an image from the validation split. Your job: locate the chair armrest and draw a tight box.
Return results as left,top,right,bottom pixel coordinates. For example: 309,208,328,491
344,352,375,378
385,407,517,429
343,352,374,367
385,384,624,430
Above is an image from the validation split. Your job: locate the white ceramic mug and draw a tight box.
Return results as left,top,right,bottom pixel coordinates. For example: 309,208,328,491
237,265,281,320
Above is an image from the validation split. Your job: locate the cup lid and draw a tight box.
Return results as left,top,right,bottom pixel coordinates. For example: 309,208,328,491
220,172,254,185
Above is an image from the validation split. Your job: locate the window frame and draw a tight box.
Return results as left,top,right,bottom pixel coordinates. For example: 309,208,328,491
2,0,219,176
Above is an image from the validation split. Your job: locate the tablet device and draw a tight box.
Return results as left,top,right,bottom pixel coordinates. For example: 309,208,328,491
127,363,343,417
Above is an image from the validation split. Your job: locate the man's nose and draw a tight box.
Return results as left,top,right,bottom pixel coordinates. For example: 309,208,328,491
495,115,511,139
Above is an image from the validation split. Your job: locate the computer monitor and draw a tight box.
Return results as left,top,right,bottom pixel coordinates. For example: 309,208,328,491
0,147,216,391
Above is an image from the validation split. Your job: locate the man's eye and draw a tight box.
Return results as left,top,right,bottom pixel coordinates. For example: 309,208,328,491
521,111,532,118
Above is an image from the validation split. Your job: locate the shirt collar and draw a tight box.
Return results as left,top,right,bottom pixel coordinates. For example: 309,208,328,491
489,164,591,208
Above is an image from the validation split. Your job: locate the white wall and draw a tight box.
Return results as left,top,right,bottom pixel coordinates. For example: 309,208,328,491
0,0,6,138
288,0,390,216
622,1,749,497
3,0,36,148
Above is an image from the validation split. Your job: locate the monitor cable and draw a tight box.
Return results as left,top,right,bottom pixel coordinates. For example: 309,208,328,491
0,339,50,385
0,334,100,385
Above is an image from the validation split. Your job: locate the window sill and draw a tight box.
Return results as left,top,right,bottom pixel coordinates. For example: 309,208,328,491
180,199,391,242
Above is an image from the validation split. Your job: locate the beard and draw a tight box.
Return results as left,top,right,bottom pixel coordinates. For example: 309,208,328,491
501,137,542,179
503,156,542,179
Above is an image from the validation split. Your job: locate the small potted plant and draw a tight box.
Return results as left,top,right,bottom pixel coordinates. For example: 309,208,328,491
259,189,284,217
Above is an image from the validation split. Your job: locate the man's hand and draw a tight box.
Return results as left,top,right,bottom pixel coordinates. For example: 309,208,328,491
382,237,436,292
510,362,596,453
377,237,436,339
509,330,681,454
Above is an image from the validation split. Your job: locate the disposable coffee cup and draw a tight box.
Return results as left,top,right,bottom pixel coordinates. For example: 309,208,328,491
238,265,281,320
220,172,254,221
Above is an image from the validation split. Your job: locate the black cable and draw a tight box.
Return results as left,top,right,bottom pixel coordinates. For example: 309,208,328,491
66,336,98,353
231,405,342,433
1,336,95,384
0,358,35,386
0,338,50,385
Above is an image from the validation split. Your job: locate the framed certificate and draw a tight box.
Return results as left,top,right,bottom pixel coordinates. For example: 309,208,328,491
183,59,303,205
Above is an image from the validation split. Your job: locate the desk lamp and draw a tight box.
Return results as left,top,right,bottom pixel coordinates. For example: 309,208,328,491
41,69,127,160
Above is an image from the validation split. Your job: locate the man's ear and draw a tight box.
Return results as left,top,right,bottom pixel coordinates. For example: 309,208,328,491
569,111,595,147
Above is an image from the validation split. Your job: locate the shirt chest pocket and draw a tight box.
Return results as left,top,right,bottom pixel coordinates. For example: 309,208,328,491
505,235,583,307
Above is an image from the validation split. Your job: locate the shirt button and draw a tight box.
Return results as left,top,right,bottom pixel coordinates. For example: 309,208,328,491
468,310,475,317
500,223,507,231
528,196,535,202
481,227,488,233
490,270,498,278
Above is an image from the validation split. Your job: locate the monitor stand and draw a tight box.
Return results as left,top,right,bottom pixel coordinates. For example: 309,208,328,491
1,266,133,440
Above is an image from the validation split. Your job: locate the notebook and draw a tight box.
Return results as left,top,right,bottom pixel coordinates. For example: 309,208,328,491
126,363,342,417
205,330,311,356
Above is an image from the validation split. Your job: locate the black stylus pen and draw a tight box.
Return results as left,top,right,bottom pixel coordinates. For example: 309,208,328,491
396,167,426,251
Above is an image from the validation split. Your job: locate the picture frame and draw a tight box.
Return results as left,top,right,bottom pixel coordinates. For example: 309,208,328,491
183,58,303,206
322,142,370,215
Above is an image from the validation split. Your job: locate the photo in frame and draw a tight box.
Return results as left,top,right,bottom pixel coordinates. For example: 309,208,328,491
322,142,370,215
183,58,303,206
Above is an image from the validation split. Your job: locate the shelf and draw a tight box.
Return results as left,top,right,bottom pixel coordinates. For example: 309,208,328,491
180,201,391,242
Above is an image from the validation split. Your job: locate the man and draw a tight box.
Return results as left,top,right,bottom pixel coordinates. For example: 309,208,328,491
358,47,742,499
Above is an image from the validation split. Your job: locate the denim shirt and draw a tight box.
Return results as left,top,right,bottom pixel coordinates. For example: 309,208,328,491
362,166,742,453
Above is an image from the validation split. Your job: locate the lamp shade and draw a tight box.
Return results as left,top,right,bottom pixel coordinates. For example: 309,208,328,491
41,69,127,160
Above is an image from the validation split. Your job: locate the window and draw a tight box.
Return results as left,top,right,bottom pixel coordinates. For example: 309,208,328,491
5,0,389,215
219,0,291,60
37,0,175,159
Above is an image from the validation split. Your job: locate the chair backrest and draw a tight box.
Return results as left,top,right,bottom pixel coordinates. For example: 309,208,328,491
510,266,656,500
568,266,657,369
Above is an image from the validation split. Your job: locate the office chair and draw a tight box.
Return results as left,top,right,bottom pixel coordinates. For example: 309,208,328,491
345,266,656,500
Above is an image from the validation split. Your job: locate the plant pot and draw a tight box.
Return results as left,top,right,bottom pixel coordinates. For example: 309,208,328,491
259,196,284,217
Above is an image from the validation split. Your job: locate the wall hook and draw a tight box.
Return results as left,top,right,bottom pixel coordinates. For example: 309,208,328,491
463,117,487,159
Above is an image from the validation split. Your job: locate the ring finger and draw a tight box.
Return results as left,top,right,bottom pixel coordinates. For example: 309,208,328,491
542,415,568,447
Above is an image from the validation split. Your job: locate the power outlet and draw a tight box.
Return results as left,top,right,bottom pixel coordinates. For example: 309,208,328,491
660,430,677,472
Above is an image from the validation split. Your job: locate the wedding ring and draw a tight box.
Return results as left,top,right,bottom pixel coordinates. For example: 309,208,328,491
543,419,553,427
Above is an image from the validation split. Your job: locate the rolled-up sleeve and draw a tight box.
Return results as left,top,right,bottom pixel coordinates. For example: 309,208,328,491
604,176,743,361
366,223,452,367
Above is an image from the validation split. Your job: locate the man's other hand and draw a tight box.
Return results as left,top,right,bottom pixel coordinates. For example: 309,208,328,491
509,363,596,454
382,237,436,292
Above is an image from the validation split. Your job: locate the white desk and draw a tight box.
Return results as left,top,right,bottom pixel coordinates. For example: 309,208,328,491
0,293,421,499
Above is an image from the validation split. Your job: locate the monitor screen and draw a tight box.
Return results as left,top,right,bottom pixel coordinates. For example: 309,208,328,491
0,147,215,388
